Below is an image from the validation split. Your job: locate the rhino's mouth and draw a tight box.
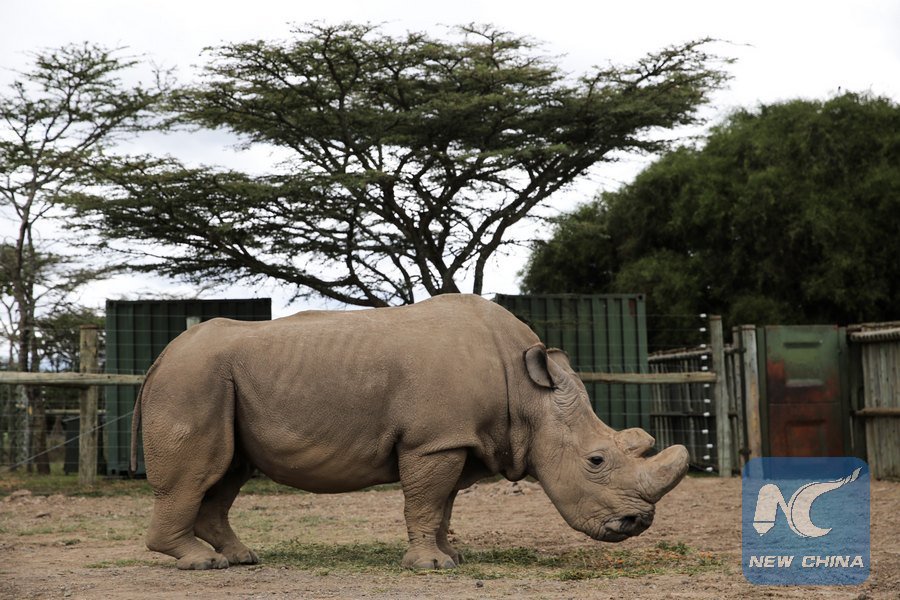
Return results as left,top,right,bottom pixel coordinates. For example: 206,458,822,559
592,511,654,542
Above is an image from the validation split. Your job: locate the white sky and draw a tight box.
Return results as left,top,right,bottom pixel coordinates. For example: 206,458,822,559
2,0,899,317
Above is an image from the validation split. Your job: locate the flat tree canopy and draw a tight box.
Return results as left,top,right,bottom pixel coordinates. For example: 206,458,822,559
522,93,900,338
69,23,729,306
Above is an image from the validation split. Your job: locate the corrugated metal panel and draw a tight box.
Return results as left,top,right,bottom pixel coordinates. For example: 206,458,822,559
105,299,271,475
494,294,649,431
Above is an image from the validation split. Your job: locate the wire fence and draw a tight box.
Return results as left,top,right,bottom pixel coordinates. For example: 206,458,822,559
647,343,746,474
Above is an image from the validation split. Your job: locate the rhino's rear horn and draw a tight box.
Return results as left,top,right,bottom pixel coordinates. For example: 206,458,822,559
617,428,656,457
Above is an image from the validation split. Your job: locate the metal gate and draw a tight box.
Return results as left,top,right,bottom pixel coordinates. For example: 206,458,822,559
759,325,849,457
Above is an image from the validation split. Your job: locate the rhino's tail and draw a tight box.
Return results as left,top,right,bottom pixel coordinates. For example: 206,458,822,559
129,380,143,475
130,348,167,474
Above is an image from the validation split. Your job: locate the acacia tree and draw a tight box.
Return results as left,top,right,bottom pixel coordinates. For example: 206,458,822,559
69,23,730,306
0,43,160,471
523,93,900,343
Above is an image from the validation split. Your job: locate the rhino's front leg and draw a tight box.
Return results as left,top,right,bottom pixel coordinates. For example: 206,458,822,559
398,449,466,570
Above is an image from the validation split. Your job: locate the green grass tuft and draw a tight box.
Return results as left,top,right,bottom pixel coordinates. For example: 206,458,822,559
655,540,689,555
262,541,407,573
0,471,152,498
0,466,396,498
260,539,725,581
557,568,593,581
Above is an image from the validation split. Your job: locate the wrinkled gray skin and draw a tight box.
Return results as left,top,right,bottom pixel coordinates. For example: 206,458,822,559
133,294,689,570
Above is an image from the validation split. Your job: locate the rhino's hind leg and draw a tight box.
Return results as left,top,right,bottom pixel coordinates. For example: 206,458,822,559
194,460,259,566
142,376,237,570
436,491,462,565
399,449,466,570
145,490,230,570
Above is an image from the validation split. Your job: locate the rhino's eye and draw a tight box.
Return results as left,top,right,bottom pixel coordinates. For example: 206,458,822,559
588,456,605,467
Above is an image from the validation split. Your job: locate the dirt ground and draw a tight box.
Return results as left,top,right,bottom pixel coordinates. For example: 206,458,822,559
0,476,897,599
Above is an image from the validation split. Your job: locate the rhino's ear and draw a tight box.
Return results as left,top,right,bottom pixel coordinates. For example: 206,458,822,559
525,344,557,389
547,348,575,375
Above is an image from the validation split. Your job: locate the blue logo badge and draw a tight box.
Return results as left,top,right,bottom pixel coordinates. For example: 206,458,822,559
742,457,869,585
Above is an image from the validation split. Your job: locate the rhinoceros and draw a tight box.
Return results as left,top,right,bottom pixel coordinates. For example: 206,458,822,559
131,294,689,570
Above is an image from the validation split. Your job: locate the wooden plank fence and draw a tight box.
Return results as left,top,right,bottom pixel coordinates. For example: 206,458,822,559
8,317,900,481
849,326,900,479
3,318,736,477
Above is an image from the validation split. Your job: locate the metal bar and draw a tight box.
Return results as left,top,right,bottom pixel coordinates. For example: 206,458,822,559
651,411,741,418
649,348,709,362
0,372,145,386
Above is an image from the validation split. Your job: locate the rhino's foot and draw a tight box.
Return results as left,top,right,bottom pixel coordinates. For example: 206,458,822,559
224,546,259,566
437,541,463,565
176,552,230,570
402,547,458,570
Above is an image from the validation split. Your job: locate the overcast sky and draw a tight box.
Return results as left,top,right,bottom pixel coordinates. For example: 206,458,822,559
3,0,899,316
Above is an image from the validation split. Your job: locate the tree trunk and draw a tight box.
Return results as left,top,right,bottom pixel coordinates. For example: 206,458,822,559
14,256,49,473
17,316,33,472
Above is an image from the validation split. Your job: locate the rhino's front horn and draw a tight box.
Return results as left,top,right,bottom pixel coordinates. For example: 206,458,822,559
640,445,690,503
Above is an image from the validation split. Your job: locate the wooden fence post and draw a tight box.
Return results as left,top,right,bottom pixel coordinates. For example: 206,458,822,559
79,325,100,486
740,325,763,460
709,316,732,477
16,385,29,470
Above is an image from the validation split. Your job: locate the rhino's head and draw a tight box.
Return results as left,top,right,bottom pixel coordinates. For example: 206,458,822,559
522,344,689,542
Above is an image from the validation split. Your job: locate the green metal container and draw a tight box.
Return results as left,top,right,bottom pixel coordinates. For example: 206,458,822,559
105,299,271,475
494,294,650,431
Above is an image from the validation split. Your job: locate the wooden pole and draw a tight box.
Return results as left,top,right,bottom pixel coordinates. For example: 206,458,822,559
854,407,900,418
709,316,732,477
79,325,100,486
578,371,717,384
16,384,29,471
1,370,712,387
0,372,144,386
740,325,763,460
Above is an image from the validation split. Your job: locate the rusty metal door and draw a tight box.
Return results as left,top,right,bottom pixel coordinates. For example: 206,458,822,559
762,326,846,457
